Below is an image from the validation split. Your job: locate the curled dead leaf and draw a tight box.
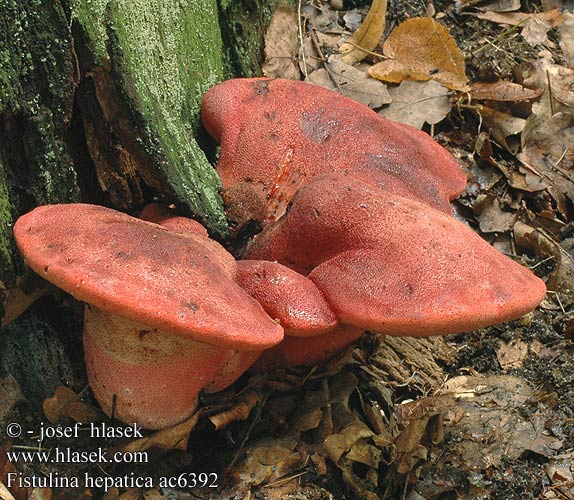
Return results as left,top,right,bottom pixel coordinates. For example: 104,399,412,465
480,106,525,154
120,411,199,453
340,0,387,64
208,391,261,430
368,18,469,91
470,80,543,102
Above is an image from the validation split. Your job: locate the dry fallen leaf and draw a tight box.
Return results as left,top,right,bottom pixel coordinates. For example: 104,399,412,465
343,9,363,32
369,17,469,91
475,195,516,233
28,489,52,500
523,57,574,117
0,482,16,500
262,7,301,80
208,391,260,430
43,386,82,424
470,80,543,101
235,437,301,487
379,79,451,129
480,106,526,154
306,54,391,108
514,221,573,300
547,451,574,498
0,446,27,500
43,387,100,424
120,411,199,453
320,371,387,500
438,375,562,465
518,112,574,218
1,287,47,328
521,9,564,45
340,0,387,64
476,0,521,12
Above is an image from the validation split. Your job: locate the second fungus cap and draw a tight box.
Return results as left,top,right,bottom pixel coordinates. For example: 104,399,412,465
14,204,284,350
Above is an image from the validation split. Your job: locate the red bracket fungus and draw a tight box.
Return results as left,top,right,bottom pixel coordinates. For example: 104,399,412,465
244,173,547,336
13,204,283,429
235,260,338,337
201,77,468,232
199,77,545,367
235,259,353,369
138,203,209,237
255,324,365,370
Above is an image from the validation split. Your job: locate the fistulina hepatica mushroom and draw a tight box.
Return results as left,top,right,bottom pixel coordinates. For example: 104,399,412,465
13,204,283,430
12,78,547,430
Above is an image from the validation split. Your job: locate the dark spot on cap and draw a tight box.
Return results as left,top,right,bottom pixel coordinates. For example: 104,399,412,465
253,80,270,96
138,329,152,339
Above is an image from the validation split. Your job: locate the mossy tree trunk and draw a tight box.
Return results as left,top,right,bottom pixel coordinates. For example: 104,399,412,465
0,0,282,420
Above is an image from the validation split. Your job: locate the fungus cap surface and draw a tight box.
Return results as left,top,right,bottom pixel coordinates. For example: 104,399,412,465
245,174,547,335
139,203,209,237
236,260,338,337
202,78,467,222
14,204,283,350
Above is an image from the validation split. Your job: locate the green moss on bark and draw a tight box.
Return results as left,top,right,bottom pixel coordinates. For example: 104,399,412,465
72,0,228,236
71,0,109,64
108,0,227,236
0,154,13,286
0,0,80,287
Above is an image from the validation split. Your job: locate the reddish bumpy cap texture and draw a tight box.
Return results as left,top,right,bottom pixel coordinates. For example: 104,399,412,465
14,204,283,350
235,260,338,337
202,78,467,222
245,173,547,336
139,203,209,237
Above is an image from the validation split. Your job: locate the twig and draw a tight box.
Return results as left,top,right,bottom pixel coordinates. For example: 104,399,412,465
546,70,556,116
472,17,530,57
298,0,308,79
310,28,343,93
223,396,268,484
341,39,390,59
